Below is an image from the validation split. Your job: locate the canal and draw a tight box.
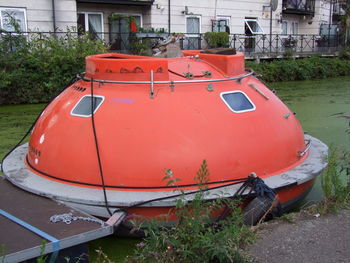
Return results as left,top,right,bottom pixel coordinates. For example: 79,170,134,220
0,76,349,261
270,76,350,204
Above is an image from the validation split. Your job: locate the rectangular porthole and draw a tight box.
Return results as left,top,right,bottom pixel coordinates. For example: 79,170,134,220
220,91,256,113
71,95,104,117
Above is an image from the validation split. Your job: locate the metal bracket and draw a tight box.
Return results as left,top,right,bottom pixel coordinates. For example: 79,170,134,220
207,83,214,92
183,72,194,79
150,70,154,99
184,64,194,79
298,139,311,158
202,71,212,78
284,113,291,119
249,83,269,100
170,81,175,92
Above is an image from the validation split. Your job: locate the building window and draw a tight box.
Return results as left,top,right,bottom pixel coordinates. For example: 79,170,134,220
0,7,27,32
110,14,141,34
71,95,104,117
291,21,298,35
186,16,201,34
220,91,256,113
185,15,201,49
213,16,230,33
77,12,104,40
109,14,141,52
244,18,264,35
282,21,288,35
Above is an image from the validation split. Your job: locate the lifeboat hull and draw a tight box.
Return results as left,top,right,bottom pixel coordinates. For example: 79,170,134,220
2,51,328,224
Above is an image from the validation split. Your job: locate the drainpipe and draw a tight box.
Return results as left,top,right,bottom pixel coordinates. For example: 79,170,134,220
52,0,57,32
328,0,332,49
168,0,171,33
269,1,273,52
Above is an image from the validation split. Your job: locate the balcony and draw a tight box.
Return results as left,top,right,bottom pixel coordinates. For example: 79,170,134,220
76,0,154,5
282,0,315,16
1,31,345,57
333,1,347,21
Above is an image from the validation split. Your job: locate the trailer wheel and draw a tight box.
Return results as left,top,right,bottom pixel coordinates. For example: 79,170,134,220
243,196,274,226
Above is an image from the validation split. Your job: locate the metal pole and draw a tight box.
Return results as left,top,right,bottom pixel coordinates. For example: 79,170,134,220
328,0,332,49
168,0,171,33
269,1,273,53
52,0,56,33
150,70,154,99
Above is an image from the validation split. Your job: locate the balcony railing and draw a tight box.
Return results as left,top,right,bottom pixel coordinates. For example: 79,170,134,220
76,0,154,5
282,0,315,16
0,31,345,56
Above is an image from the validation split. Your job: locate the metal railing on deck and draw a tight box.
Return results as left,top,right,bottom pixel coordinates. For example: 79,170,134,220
0,31,346,56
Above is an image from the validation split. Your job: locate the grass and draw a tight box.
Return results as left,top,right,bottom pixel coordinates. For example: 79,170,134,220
0,104,46,160
89,237,139,263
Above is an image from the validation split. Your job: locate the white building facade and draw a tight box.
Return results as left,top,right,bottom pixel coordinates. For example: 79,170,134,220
0,0,345,54
0,0,334,35
0,0,76,32
151,0,335,35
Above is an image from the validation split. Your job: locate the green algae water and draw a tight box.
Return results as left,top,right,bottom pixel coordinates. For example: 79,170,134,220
270,77,350,151
270,76,350,203
1,76,350,261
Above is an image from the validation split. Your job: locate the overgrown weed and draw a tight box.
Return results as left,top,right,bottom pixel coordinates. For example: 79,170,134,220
126,160,255,263
278,146,350,220
36,241,48,263
317,146,350,213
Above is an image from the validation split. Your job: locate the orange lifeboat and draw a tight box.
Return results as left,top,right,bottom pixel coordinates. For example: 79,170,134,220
3,50,328,224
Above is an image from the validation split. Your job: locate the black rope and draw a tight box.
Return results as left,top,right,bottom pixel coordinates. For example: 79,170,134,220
112,177,249,216
25,144,276,220
90,79,113,216
25,157,250,189
168,69,208,79
114,173,277,225
0,76,77,173
168,69,188,79
247,175,276,201
25,153,282,219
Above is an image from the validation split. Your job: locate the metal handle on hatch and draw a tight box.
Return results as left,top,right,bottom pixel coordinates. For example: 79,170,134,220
298,139,311,157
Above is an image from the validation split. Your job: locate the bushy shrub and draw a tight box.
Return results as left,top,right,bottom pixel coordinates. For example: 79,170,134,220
246,57,350,82
338,48,350,60
204,32,230,48
0,31,108,105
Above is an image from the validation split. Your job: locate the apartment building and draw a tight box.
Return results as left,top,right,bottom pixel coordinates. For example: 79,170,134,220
0,0,346,54
0,0,337,34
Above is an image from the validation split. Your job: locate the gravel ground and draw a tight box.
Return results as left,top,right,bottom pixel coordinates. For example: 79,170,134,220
248,209,350,263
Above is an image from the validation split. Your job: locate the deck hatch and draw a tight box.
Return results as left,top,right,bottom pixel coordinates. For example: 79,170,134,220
220,91,256,113
71,95,104,117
